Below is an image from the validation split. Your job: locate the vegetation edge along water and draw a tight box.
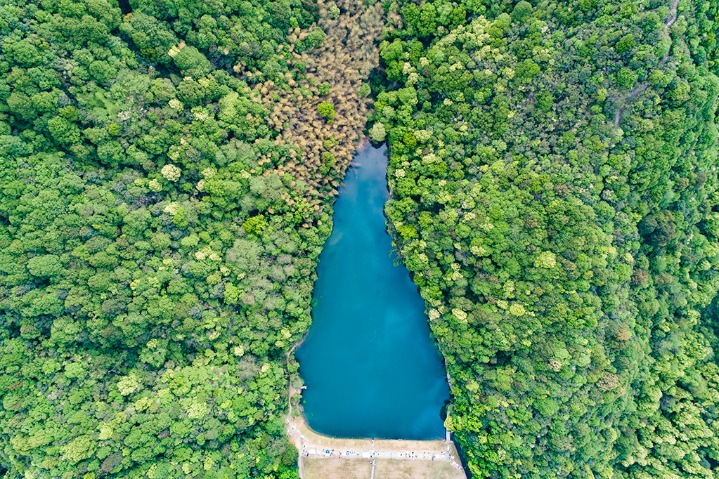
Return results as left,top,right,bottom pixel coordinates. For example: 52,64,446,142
0,0,385,477
1,0,719,478
371,0,719,477
295,144,450,441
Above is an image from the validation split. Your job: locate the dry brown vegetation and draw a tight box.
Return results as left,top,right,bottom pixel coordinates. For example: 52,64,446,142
302,458,466,479
373,459,466,479
303,458,373,479
244,0,386,217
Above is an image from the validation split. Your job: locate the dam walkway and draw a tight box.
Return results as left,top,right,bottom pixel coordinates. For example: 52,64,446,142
286,416,467,479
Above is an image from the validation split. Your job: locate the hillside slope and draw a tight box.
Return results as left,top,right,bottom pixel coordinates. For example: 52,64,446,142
373,0,719,476
0,0,382,476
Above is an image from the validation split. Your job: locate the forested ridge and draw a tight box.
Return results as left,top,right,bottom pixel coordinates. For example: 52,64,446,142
373,0,719,477
0,0,383,477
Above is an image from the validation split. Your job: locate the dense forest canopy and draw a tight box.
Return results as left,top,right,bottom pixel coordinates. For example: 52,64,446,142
0,0,382,476
373,0,719,476
2,0,719,477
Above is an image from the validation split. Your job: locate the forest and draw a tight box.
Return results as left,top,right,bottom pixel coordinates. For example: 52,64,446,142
373,0,719,477
2,0,719,478
0,0,382,477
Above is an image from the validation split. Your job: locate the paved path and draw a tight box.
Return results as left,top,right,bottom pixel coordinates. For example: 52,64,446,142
286,416,466,478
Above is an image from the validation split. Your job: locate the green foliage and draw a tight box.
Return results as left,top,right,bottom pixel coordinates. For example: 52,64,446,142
120,12,177,64
296,28,327,53
320,151,337,175
0,0,343,477
615,33,636,54
242,215,268,236
359,83,371,97
4,0,719,477
375,0,719,477
171,46,212,79
369,122,386,143
318,82,331,96
317,101,335,123
26,255,63,279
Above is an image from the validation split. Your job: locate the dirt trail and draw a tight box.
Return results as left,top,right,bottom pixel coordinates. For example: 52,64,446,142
614,0,679,127
666,0,679,27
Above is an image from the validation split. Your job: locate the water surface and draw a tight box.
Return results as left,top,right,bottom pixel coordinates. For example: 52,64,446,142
297,144,449,439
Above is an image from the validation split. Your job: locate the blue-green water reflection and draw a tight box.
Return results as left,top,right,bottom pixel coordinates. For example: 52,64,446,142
297,145,449,439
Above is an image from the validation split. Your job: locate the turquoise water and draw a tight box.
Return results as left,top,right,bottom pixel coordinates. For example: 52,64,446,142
296,144,449,440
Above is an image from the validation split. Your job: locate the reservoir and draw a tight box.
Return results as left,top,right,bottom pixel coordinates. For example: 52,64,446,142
296,144,449,439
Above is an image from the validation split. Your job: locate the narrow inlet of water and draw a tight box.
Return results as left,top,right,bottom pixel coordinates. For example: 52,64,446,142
296,144,450,440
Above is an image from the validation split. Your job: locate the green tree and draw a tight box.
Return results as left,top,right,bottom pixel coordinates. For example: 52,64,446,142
317,101,335,123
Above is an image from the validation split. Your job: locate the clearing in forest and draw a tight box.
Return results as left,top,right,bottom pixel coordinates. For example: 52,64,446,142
286,416,467,479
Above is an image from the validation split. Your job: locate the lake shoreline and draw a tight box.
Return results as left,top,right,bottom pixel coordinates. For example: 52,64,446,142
285,414,466,479
295,144,450,439
285,141,467,477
